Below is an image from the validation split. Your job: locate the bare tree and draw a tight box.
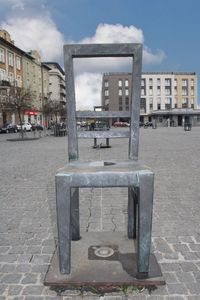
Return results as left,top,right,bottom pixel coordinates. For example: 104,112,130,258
2,84,34,139
43,99,66,127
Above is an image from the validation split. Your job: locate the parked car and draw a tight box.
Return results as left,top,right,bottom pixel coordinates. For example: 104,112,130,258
113,121,130,127
31,123,43,131
17,122,32,131
0,123,18,133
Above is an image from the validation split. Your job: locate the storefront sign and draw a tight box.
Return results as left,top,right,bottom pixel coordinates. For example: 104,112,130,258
24,110,38,116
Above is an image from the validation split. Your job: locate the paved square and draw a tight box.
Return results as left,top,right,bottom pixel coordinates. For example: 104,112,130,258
0,127,200,299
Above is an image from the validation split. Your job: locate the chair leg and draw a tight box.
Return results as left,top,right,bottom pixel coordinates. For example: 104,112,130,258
71,188,80,240
127,187,137,239
137,172,154,279
56,175,71,274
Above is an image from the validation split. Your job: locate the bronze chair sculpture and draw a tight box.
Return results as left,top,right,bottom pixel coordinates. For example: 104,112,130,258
56,43,154,279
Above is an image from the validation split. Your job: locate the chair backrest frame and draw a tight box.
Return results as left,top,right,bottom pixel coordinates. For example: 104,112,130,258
63,43,143,162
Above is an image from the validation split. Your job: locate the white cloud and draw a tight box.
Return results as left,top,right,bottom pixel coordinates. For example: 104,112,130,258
80,23,144,44
143,46,166,65
1,15,65,61
73,23,166,73
73,24,166,109
1,4,166,110
75,73,102,110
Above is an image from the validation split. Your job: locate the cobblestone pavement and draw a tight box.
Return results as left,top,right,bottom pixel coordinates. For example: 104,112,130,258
0,127,200,299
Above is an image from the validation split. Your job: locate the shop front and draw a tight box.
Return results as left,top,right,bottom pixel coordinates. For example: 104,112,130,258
24,110,41,124
151,109,200,127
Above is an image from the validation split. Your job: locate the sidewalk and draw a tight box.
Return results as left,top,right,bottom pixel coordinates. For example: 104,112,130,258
0,127,200,299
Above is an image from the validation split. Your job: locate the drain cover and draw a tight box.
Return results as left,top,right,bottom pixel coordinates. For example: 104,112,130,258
88,245,118,261
94,246,114,258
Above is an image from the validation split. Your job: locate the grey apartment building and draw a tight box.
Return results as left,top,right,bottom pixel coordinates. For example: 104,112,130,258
102,72,200,126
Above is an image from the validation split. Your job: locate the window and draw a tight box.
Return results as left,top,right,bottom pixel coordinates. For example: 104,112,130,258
8,72,14,83
118,89,122,96
125,79,129,87
125,89,129,96
165,78,171,86
8,52,14,66
157,78,161,86
182,98,188,108
125,97,129,106
191,87,194,96
104,80,109,87
141,88,145,96
118,79,122,87
157,86,161,95
190,79,194,87
182,79,188,87
141,79,145,86
0,68,6,80
105,99,109,105
0,48,5,63
165,97,171,110
165,88,171,96
16,56,21,70
174,86,177,96
140,98,146,113
149,103,153,110
157,98,161,110
149,86,153,96
104,89,109,97
149,78,153,86
174,79,177,86
119,97,123,110
182,88,188,96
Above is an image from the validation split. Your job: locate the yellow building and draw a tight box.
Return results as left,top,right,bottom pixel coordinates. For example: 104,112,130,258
0,29,24,125
22,50,50,124
0,30,50,126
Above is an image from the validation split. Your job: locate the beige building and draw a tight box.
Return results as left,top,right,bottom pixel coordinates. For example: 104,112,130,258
22,50,50,124
0,29,50,126
102,72,199,126
0,29,24,125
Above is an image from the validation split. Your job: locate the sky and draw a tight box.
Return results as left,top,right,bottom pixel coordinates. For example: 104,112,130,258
0,0,199,109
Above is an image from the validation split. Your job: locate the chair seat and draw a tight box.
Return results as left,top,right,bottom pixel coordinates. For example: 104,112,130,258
56,160,153,188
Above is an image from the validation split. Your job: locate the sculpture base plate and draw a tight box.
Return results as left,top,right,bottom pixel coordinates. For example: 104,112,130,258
44,232,165,292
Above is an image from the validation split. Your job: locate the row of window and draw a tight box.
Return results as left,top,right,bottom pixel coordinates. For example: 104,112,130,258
141,78,194,87
0,68,22,86
141,86,194,96
0,47,21,69
107,96,195,112
104,78,195,88
104,86,194,98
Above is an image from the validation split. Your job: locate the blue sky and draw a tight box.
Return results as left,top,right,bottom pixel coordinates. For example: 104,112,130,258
0,0,199,108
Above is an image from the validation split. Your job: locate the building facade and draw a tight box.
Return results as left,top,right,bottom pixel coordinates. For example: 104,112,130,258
0,29,51,126
102,72,199,126
22,50,50,124
0,29,24,125
42,62,66,124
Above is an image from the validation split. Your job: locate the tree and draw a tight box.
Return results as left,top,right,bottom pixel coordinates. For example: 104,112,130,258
43,99,66,126
2,84,34,139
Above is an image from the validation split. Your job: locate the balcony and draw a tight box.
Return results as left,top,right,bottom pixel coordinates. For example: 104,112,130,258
0,80,11,87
